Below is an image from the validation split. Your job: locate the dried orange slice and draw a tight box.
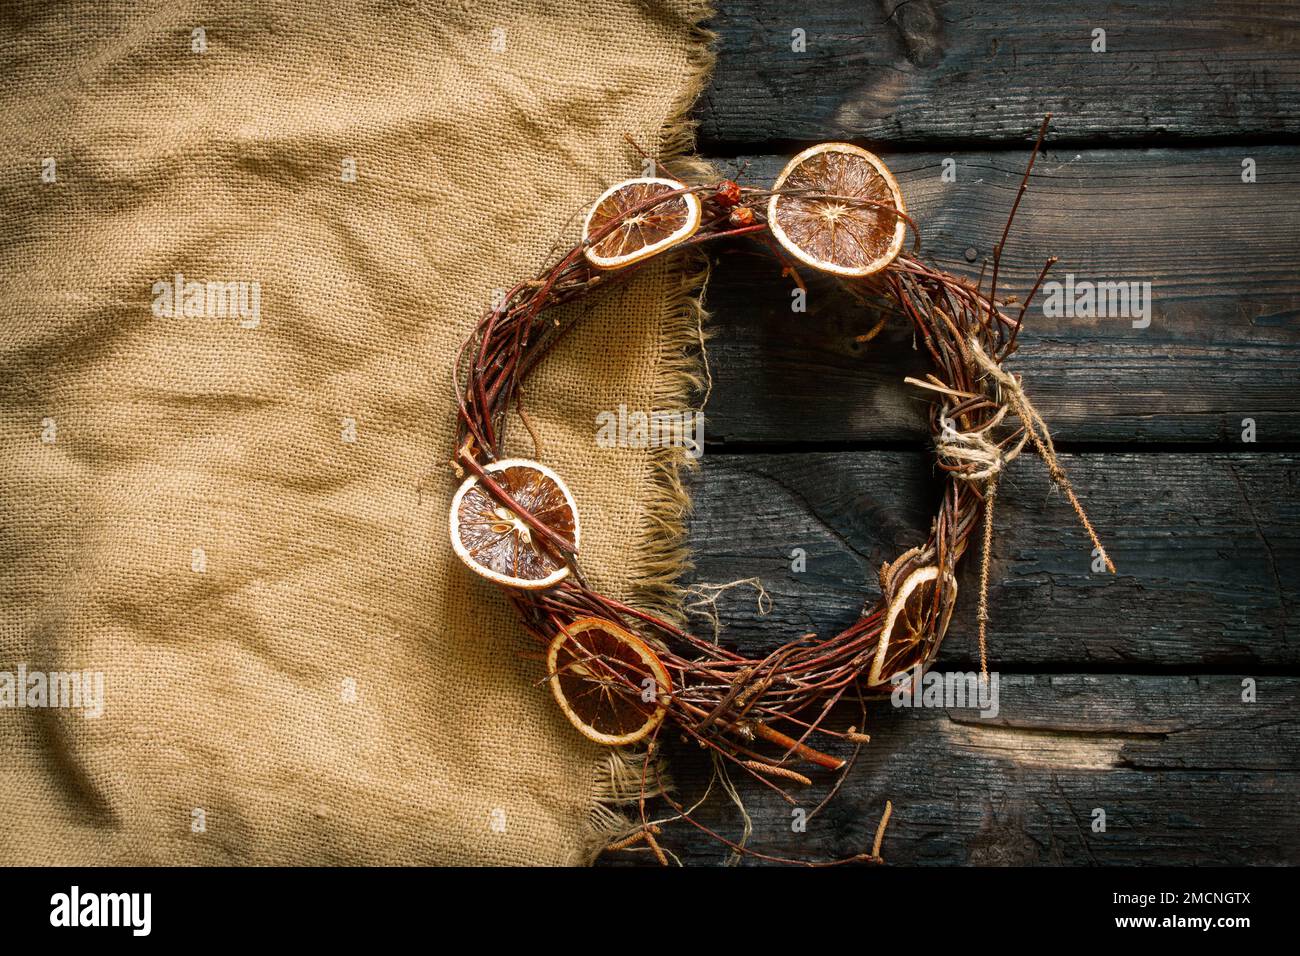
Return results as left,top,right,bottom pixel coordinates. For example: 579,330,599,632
547,617,671,745
867,565,956,686
878,545,925,597
449,458,579,590
768,143,907,278
582,177,702,269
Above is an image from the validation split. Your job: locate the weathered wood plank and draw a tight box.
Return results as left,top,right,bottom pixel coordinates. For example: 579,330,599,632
679,452,1299,667
629,0,1300,872
698,0,1300,147
699,147,1300,443
617,675,1300,866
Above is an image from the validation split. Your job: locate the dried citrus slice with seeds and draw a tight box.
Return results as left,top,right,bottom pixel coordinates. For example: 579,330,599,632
547,616,671,745
867,565,957,686
450,458,579,590
582,176,702,269
768,143,907,278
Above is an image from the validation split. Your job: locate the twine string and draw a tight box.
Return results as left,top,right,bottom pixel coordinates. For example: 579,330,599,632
976,478,996,678
933,404,1029,482
910,335,1117,677
967,339,1116,575
926,398,1021,679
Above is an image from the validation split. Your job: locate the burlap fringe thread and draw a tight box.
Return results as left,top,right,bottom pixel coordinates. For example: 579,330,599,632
577,1,720,864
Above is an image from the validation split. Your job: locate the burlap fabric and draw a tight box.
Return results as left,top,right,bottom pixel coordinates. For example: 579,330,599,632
0,0,712,865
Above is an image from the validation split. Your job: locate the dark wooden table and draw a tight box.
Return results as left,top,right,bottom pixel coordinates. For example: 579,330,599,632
642,0,1300,865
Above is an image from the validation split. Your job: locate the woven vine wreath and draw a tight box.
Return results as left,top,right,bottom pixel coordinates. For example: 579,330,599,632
449,118,1113,865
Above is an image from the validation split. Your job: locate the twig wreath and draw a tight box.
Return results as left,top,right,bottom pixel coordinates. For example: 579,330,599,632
449,116,1114,865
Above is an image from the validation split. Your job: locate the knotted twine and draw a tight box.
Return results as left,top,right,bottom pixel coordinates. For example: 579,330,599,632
907,337,1116,677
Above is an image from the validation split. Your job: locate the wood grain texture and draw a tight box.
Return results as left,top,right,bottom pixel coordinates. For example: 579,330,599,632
680,452,1298,667
699,147,1300,444
617,675,1300,866
698,0,1300,147
621,1,1300,867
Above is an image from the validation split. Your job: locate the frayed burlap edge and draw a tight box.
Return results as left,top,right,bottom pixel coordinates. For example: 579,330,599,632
574,1,720,864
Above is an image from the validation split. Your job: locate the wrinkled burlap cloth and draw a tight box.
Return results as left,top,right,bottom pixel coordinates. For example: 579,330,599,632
0,0,712,864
